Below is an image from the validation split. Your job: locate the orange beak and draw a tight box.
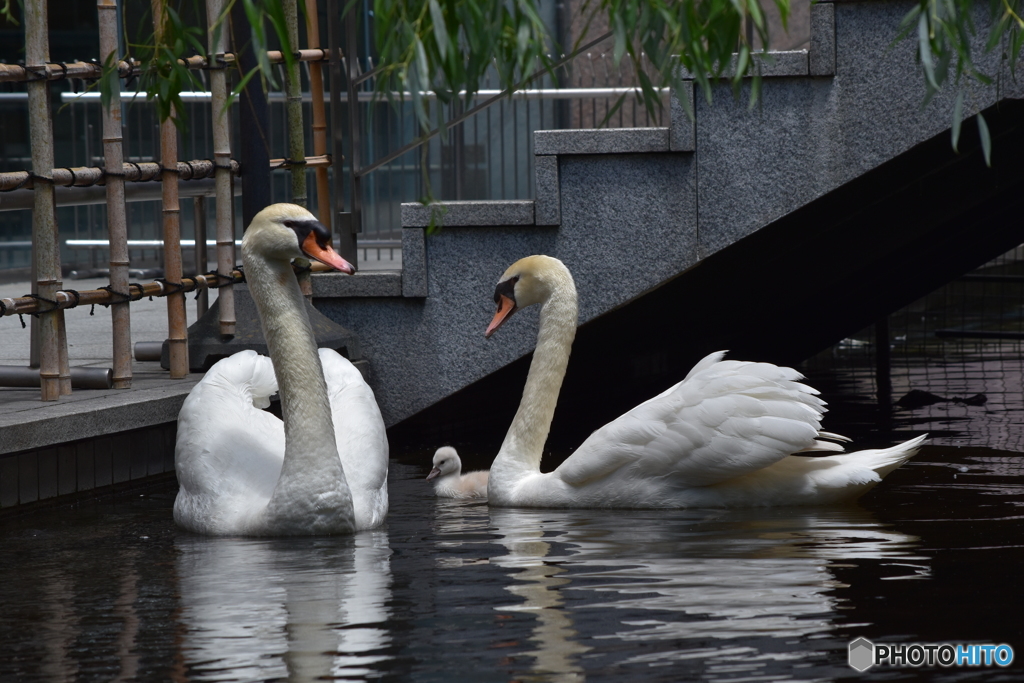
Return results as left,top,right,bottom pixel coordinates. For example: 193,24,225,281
485,294,517,338
301,231,355,274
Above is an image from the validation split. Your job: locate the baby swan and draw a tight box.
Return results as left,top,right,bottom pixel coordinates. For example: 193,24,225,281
426,447,489,499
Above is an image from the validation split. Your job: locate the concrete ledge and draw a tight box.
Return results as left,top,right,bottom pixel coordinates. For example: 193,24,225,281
402,200,535,227
0,380,197,456
534,128,670,155
670,84,696,152
534,155,560,225
401,228,428,297
312,271,403,298
679,50,810,80
810,3,837,76
759,50,810,77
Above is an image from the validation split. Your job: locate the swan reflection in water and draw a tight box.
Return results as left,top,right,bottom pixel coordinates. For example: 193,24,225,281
485,506,923,675
174,531,392,681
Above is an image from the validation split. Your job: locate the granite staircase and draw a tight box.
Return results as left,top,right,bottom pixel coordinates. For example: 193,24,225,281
310,0,1024,448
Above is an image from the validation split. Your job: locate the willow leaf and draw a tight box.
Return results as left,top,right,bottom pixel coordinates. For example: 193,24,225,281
950,88,964,152
977,112,992,166
428,0,449,60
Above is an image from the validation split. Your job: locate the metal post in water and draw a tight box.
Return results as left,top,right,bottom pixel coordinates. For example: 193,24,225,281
153,0,189,377
305,0,332,226
98,0,133,389
206,0,235,337
25,0,69,400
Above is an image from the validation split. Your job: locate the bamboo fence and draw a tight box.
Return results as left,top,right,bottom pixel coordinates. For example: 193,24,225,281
1,0,341,400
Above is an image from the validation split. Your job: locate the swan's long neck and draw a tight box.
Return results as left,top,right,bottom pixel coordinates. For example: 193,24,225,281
243,244,354,531
493,279,577,479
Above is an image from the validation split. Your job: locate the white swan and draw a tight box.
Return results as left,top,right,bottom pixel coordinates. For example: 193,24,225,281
483,255,925,509
174,203,389,535
426,446,489,499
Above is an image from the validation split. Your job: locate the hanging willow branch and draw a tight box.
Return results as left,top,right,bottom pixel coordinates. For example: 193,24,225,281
371,0,790,136
372,0,555,135
589,0,788,119
897,0,1024,165
98,0,302,126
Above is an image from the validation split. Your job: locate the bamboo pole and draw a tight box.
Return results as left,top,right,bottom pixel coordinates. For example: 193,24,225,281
0,157,266,191
305,0,331,225
283,0,308,209
98,0,132,389
207,0,235,338
0,50,333,83
0,267,261,317
152,0,189,378
25,0,69,400
0,259,337,320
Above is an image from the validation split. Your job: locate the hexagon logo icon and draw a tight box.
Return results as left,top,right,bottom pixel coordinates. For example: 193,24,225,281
849,637,875,671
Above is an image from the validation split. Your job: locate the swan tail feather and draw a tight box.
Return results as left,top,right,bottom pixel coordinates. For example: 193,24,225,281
855,434,928,479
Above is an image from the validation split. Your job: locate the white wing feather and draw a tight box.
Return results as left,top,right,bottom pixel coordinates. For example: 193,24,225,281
320,349,389,529
174,351,285,530
175,349,389,532
554,351,827,489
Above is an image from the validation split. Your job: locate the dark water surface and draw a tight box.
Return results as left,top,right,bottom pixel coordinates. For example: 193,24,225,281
1,352,1022,682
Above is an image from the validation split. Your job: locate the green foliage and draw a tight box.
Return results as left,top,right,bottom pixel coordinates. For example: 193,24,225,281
372,0,555,133
105,0,298,128
898,0,1024,165
591,0,789,118
1,0,19,26
98,51,122,115
238,0,297,90
371,0,790,222
136,3,207,127
371,0,791,133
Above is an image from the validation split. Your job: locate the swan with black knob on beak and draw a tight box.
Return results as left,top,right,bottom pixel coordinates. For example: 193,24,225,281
483,254,925,509
173,203,389,535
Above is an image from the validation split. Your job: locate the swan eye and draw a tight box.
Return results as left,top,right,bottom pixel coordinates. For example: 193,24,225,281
284,218,331,249
494,275,519,304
